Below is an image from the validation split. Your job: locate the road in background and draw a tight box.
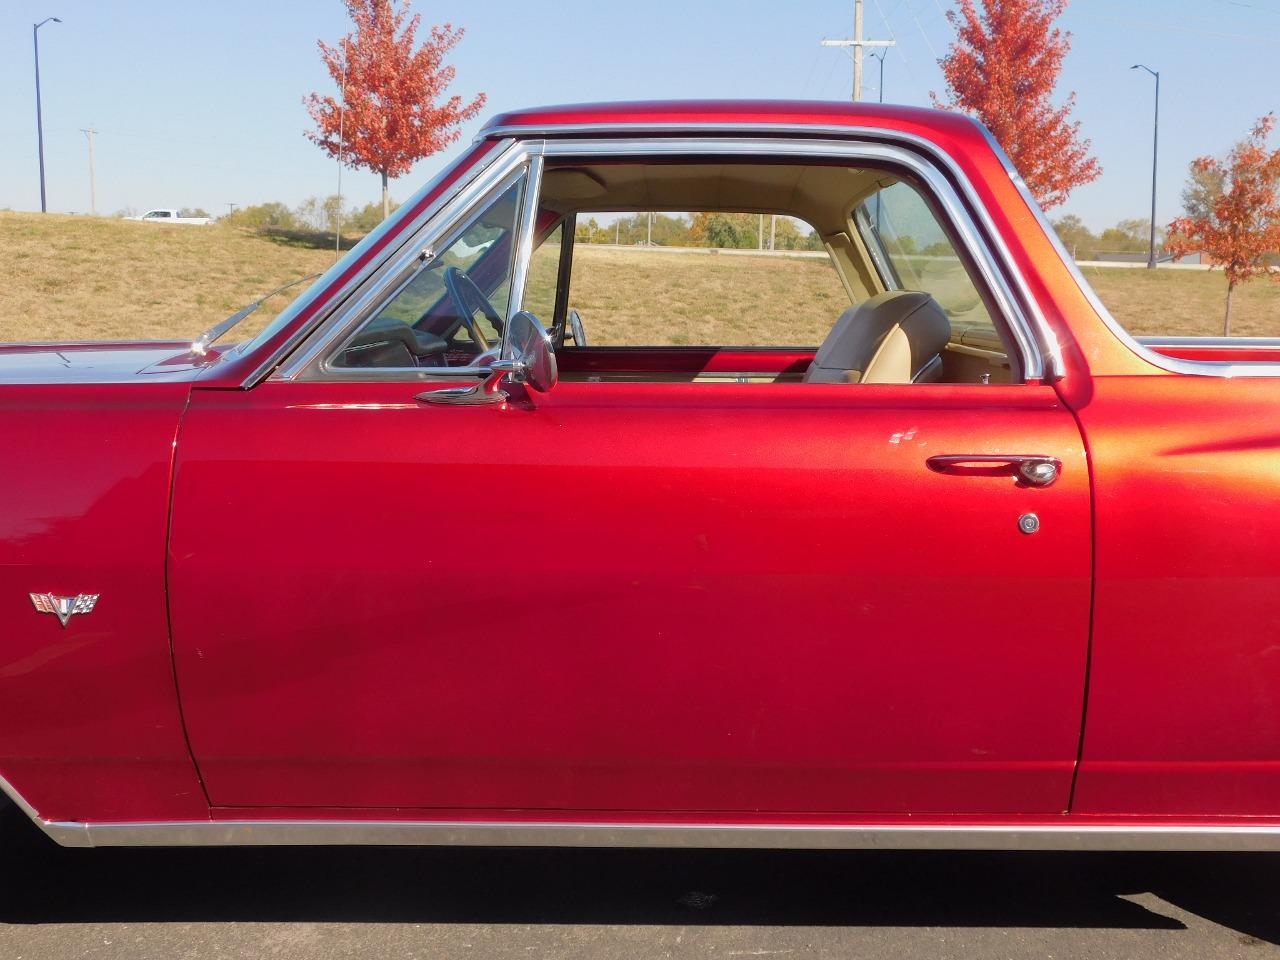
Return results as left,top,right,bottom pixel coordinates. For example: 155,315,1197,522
1,807,1276,959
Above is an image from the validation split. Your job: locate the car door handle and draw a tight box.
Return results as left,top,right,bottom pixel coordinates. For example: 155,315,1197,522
926,454,1061,487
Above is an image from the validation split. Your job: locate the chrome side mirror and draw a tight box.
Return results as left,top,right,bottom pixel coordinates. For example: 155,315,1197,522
416,310,556,406
502,310,558,393
567,309,588,347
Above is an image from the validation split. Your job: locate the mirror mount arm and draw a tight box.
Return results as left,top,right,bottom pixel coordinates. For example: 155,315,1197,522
416,363,517,406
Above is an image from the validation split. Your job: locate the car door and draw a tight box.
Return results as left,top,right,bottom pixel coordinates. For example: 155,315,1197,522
167,141,1092,816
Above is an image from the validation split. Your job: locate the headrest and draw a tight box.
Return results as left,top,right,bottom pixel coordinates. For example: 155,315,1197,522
806,291,951,384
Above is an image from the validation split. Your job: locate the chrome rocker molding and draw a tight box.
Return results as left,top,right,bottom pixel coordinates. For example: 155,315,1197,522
31,817,1280,852
6,770,1280,851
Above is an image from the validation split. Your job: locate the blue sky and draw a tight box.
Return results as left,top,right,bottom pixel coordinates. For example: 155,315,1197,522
1,0,1277,230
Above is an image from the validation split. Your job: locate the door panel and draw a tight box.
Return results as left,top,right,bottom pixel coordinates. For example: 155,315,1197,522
169,378,1090,814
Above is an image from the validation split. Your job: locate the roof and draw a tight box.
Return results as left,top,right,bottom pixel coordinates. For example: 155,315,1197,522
479,99,983,143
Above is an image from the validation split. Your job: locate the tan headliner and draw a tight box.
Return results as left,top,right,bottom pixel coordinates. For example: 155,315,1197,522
540,161,894,237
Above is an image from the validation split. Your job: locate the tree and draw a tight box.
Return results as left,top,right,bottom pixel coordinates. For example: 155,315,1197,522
305,0,486,218
1167,114,1280,335
1180,161,1226,224
933,0,1100,209
1052,213,1095,259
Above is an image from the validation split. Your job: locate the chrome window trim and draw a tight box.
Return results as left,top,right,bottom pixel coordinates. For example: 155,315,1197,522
502,153,545,360
242,139,514,388
970,122,1280,378
532,135,1042,381
272,140,541,383
314,165,532,381
30,815,1280,852
479,120,1068,381
278,127,1056,383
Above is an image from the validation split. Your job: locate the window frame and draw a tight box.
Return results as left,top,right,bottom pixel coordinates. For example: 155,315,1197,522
275,136,1054,384
282,146,543,383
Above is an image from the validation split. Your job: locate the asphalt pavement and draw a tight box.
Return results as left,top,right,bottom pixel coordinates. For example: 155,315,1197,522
1,805,1278,959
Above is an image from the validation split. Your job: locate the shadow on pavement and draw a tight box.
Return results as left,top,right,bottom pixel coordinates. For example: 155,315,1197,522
1,806,1276,942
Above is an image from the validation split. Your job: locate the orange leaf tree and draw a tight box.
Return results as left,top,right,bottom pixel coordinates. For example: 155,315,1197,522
1167,114,1280,335
305,0,486,219
933,0,1100,209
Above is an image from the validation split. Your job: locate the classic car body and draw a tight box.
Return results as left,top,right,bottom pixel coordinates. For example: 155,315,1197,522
3,100,1280,851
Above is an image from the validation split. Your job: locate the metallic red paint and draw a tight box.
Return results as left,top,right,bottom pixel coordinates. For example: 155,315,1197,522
2,100,1278,838
0,385,206,821
167,379,1090,814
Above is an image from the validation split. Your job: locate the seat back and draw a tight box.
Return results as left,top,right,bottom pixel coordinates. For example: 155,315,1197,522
804,291,951,384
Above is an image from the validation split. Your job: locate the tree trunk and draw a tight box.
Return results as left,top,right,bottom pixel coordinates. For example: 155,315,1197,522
381,169,389,221
1224,281,1235,337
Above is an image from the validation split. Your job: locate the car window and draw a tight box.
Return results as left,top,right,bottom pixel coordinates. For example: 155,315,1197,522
561,212,849,347
523,221,563,327
854,181,999,346
331,178,523,369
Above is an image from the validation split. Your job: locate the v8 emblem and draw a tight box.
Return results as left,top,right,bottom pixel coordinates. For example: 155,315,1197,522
30,593,99,628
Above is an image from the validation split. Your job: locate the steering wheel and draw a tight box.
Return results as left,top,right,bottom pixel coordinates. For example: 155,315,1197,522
443,266,504,351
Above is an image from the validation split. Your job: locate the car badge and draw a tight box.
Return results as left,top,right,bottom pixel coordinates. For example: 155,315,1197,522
29,593,99,628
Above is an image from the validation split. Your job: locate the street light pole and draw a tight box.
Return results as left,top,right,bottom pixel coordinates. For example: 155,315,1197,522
1132,64,1160,269
33,16,62,213
869,50,886,103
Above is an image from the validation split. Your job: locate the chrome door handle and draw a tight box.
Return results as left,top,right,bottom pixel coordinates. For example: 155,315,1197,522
926,454,1061,487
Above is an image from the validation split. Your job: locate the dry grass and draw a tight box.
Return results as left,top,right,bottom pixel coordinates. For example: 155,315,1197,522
1083,266,1280,337
2,211,1277,347
543,245,851,346
0,212,337,343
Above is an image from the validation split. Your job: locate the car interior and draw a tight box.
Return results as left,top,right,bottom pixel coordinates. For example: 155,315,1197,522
330,157,1021,385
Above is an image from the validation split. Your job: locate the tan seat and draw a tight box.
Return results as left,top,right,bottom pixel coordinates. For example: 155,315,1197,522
804,291,951,385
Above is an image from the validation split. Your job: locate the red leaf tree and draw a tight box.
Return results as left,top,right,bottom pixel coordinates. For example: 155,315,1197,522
306,0,486,219
1167,114,1280,335
933,0,1100,209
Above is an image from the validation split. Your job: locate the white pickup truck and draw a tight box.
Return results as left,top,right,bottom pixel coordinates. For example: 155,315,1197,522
126,208,214,225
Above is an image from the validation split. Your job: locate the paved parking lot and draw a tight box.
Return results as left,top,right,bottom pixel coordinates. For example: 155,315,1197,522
1,807,1278,959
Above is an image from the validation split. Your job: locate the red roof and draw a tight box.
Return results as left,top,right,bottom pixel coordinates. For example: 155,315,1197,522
480,99,982,142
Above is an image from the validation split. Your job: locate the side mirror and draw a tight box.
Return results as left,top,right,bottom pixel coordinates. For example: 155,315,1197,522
416,310,556,406
567,309,589,347
500,310,558,393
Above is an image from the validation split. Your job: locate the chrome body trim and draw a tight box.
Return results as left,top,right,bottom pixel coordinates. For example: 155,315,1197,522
28,816,1280,852
504,153,545,340
8,767,1280,852
479,120,1072,381
1137,335,1280,350
971,122,1280,378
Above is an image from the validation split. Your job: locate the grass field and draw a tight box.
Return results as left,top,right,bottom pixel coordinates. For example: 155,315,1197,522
2,211,1277,346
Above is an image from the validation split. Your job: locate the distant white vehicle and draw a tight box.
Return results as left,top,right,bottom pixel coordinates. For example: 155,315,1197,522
127,208,214,225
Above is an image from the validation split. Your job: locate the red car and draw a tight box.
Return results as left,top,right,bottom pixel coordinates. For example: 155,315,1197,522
3,101,1280,852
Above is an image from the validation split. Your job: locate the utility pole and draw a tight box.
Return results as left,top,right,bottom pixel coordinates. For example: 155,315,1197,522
769,214,776,251
226,202,238,221
80,127,97,215
821,1,894,101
